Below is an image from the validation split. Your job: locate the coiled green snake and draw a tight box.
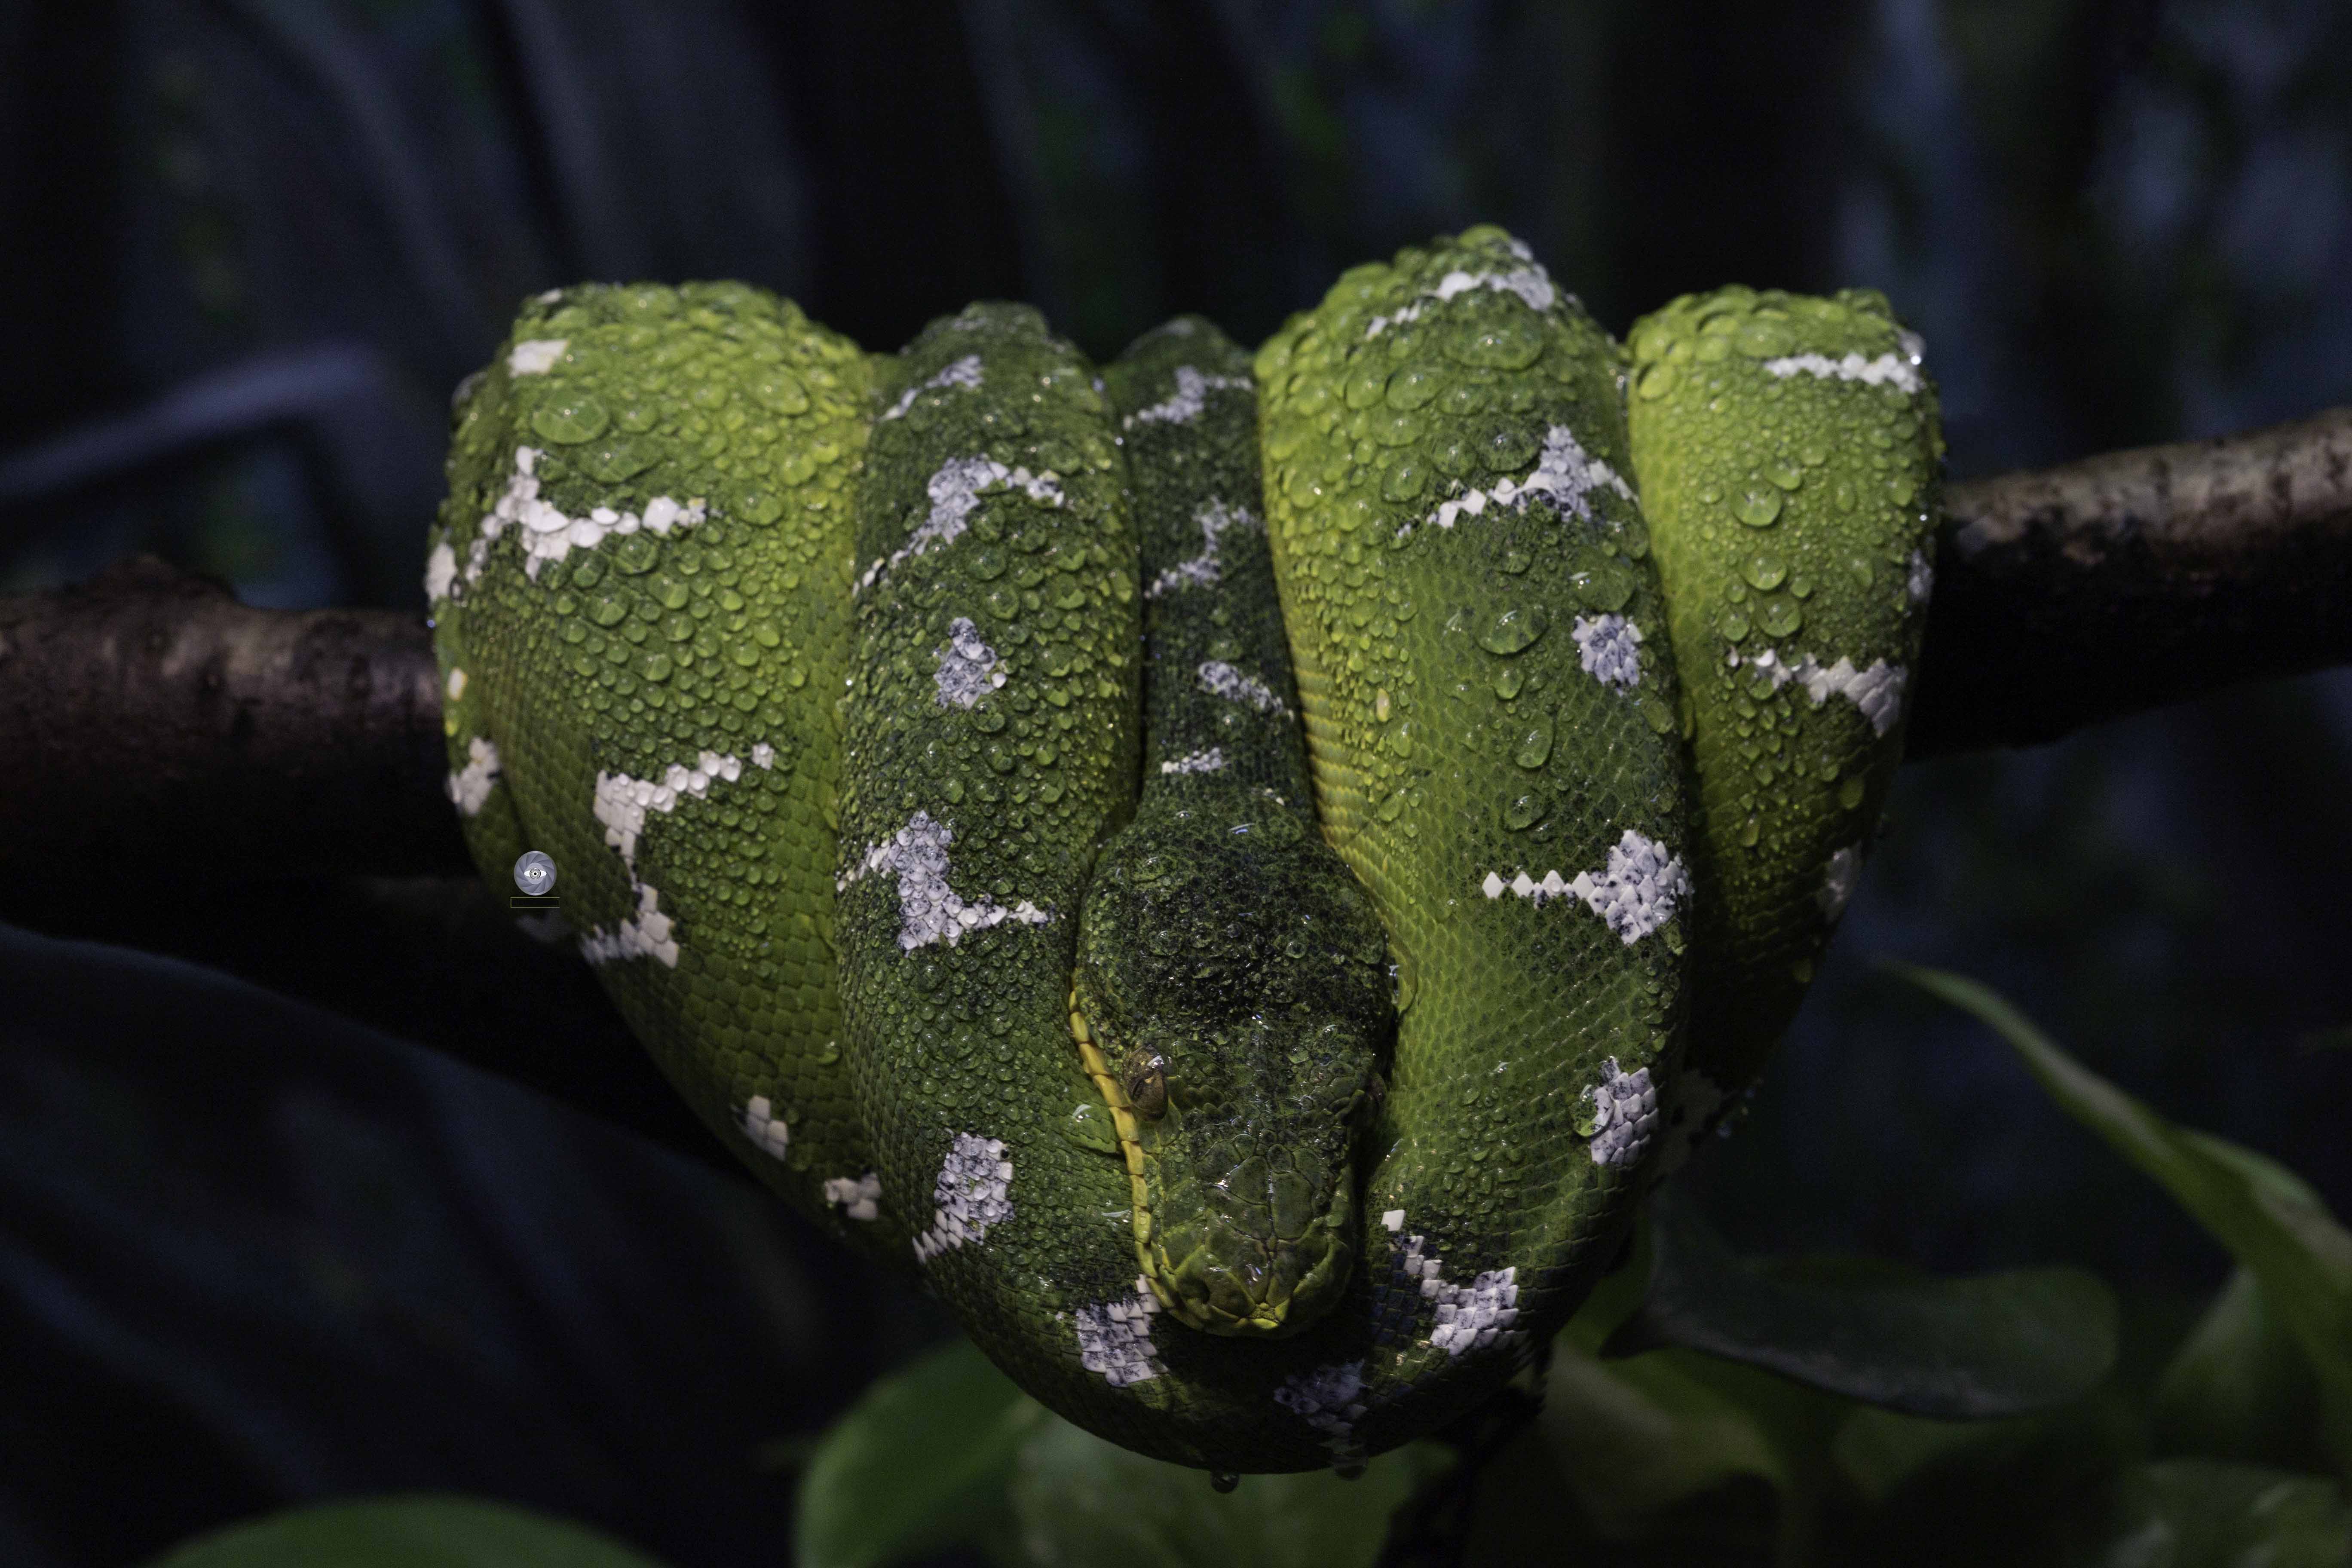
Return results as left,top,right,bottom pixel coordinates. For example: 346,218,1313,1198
426,227,1940,1474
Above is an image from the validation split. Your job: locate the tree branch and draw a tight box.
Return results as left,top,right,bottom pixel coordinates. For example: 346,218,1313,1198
0,554,466,885
1904,404,2352,756
3,408,2348,884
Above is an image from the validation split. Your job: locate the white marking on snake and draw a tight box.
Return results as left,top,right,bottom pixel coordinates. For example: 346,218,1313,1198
913,1133,1014,1262
1366,262,1559,338
1147,500,1256,597
1480,829,1689,944
1381,1209,1405,1233
1818,843,1865,920
1123,365,1250,428
1401,424,1632,540
1584,1058,1660,1167
1761,351,1923,395
579,747,763,968
592,751,747,871
1572,614,1643,689
1727,648,1908,735
880,354,984,421
470,446,708,584
579,881,679,968
750,743,775,769
1908,548,1935,604
933,616,1006,708
824,1171,882,1222
857,457,1065,593
839,811,1049,949
507,338,567,376
1160,747,1227,775
1197,660,1289,717
1275,1361,1369,1442
1795,656,1906,734
445,736,501,816
740,1095,791,1162
445,667,468,701
1396,1231,1522,1355
424,542,458,603
1075,1277,1165,1387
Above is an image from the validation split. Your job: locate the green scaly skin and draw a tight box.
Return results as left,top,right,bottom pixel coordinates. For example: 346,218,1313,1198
1076,319,1394,1339
833,302,1172,1446
1624,288,1944,1129
428,233,1943,1475
1251,226,1694,1451
427,282,893,1253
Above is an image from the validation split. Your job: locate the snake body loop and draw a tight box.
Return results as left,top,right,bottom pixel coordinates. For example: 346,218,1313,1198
1076,319,1393,1339
427,231,1942,1473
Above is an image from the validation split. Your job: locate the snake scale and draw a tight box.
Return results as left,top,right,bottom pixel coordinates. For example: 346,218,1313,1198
427,227,1942,1474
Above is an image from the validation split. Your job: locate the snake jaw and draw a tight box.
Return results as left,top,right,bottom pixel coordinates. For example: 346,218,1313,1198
1070,992,1362,1338
1145,1173,1357,1337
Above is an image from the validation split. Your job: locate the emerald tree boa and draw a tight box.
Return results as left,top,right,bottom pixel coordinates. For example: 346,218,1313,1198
426,227,1939,1473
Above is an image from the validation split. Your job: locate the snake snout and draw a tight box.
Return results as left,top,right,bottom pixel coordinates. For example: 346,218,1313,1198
1150,1152,1359,1337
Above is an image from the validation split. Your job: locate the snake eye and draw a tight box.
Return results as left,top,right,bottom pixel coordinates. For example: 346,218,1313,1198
1363,1072,1387,1124
1123,1054,1168,1118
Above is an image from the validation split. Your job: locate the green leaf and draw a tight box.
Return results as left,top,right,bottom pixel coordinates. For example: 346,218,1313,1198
2154,1269,2328,1472
1893,963,2352,1479
142,1496,674,1568
795,1336,1046,1568
2090,1461,2351,1568
1603,1189,2119,1418
1539,1335,1795,1537
1006,1419,1451,1568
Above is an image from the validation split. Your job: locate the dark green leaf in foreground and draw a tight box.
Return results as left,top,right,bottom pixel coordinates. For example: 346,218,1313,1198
1601,1188,2119,1418
2090,1461,2351,1568
1894,963,2352,1478
794,1333,1447,1568
795,1336,1044,1568
1008,1418,1451,1568
1540,1332,1799,1540
2155,1268,2330,1472
142,1496,674,1568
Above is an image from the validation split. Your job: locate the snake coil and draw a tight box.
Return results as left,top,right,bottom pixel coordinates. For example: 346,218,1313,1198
427,227,1941,1473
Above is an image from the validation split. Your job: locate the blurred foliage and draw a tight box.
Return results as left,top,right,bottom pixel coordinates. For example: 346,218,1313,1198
9,0,2350,601
1898,965,2352,1481
141,1496,671,1568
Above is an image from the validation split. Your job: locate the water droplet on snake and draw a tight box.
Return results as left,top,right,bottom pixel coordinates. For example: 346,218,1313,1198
1477,605,1547,655
1512,711,1553,770
1736,488,1783,527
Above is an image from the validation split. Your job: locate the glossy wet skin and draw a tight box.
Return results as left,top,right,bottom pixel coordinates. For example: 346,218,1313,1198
1074,780,1393,1335
437,239,1936,1473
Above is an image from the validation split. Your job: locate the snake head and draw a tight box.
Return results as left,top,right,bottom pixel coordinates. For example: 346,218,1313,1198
1074,792,1395,1337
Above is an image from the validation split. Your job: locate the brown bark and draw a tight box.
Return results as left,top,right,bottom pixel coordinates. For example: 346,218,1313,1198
0,554,465,885
3,408,2349,885
1905,404,2352,756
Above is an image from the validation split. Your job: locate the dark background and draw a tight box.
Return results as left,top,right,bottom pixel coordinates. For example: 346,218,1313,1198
2,3,2349,1565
